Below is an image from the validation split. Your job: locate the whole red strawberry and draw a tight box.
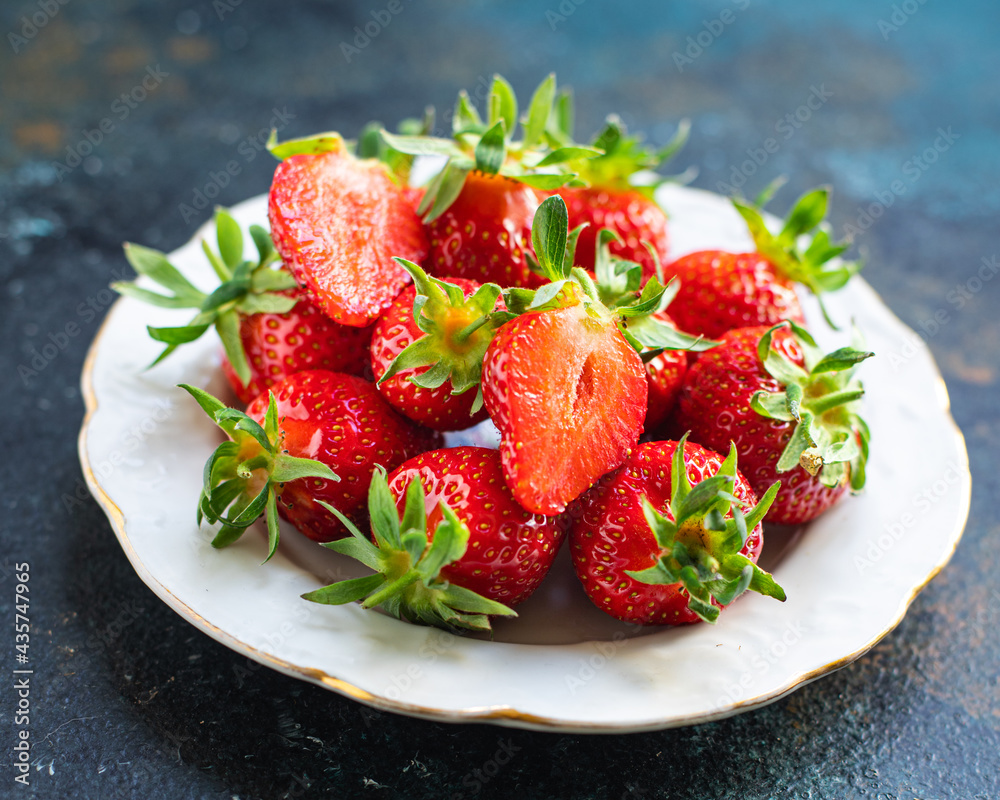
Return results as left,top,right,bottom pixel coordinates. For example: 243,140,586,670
673,322,873,524
182,371,441,557
380,74,585,288
556,116,690,280
221,285,373,404
371,263,506,431
115,208,372,405
663,187,860,339
570,436,784,625
268,134,429,326
302,447,565,632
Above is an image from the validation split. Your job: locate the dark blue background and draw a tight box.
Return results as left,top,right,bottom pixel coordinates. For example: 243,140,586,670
2,1,997,798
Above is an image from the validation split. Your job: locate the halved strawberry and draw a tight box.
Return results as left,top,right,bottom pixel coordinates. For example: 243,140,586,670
267,135,429,326
302,448,565,632
114,208,374,405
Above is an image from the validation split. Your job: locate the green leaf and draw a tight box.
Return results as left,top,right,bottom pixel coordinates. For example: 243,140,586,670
267,130,345,160
810,347,875,374
216,309,251,386
488,74,517,135
452,90,482,134
437,583,516,617
214,208,244,270
123,243,205,303
530,195,569,281
780,187,829,241
111,283,195,309
552,87,574,142
750,390,797,422
368,468,402,550
400,478,428,538
238,293,298,315
527,279,569,310
249,224,275,264
474,121,506,174
417,504,469,581
147,322,211,345
776,413,817,473
302,574,386,606
422,162,471,224
523,73,556,149
535,146,602,167
211,525,245,548
250,268,297,293
379,130,465,158
271,454,339,484
264,488,280,563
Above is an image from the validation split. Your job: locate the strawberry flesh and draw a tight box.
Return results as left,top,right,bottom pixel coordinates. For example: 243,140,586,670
483,303,647,515
268,150,428,326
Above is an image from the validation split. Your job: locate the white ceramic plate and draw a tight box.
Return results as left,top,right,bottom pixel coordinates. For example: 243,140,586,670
79,184,970,732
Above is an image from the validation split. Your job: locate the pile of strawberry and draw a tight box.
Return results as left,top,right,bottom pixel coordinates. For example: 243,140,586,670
117,75,873,633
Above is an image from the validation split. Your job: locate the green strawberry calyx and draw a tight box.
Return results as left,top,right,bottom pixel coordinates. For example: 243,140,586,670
505,195,715,356
733,186,862,325
568,114,694,198
113,207,299,388
626,433,785,624
750,321,874,491
379,73,601,222
378,259,509,413
180,383,338,563
302,468,516,633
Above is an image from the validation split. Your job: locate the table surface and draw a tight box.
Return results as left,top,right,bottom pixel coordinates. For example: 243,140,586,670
2,1,998,798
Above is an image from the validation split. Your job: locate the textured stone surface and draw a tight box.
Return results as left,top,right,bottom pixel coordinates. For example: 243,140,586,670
1,1,997,798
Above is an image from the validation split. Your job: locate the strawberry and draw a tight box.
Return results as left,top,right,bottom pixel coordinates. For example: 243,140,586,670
380,74,593,288
220,285,373,405
663,187,860,339
267,133,429,326
302,447,565,632
182,370,441,555
114,208,373,404
371,262,506,431
589,229,716,432
673,322,873,524
569,435,785,625
481,197,667,516
555,115,691,280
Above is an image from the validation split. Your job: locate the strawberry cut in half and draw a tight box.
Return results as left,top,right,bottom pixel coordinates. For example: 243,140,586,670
663,186,861,339
114,208,374,405
570,435,784,625
268,135,429,326
673,321,873,524
370,261,507,431
302,447,565,632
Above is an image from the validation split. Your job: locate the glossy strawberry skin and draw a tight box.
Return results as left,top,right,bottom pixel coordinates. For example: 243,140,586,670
268,150,429,326
427,171,545,289
557,186,670,282
220,286,373,405
641,311,690,433
482,302,648,516
370,279,498,432
673,326,847,524
662,251,805,340
386,447,564,606
569,440,765,625
245,370,442,542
